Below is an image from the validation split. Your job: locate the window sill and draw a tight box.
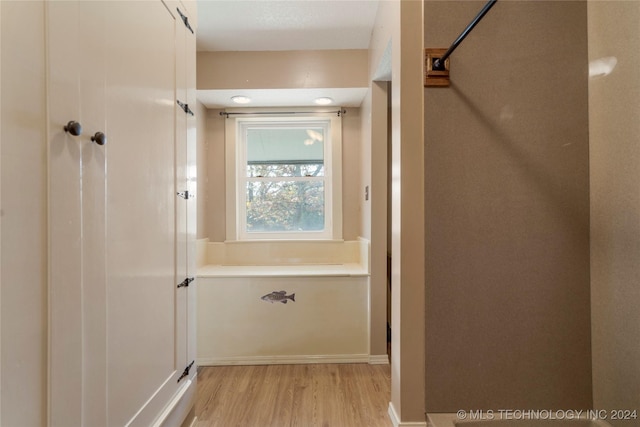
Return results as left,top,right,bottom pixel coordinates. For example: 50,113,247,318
196,238,370,276
223,239,345,244
197,263,368,278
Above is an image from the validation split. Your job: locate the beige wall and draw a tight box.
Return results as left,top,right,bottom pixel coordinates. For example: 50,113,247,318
197,50,368,90
363,0,427,423
197,49,366,242
424,1,591,410
392,0,426,421
360,91,373,242
0,2,48,425
196,100,208,239
359,0,427,422
359,81,389,360
203,109,226,242
589,3,640,426
342,107,362,241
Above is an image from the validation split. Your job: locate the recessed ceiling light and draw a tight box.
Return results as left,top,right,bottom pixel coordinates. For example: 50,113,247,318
314,97,333,105
231,95,251,104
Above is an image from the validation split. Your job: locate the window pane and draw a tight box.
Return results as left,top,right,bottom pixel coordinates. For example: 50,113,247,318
248,163,324,178
246,127,324,177
246,180,325,232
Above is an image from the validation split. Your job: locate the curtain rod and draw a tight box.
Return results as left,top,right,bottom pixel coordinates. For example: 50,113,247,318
220,109,346,118
433,0,498,70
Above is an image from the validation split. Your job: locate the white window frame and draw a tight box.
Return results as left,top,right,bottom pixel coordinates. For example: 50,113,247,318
225,110,343,241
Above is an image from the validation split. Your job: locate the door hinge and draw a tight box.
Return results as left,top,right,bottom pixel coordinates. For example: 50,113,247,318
177,277,194,288
177,190,192,199
176,8,194,34
178,360,195,383
176,100,194,116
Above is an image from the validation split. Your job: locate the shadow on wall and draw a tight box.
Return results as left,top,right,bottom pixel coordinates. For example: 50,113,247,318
449,83,589,236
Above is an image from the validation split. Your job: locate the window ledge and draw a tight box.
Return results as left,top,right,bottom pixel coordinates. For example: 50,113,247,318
198,263,368,278
196,238,370,277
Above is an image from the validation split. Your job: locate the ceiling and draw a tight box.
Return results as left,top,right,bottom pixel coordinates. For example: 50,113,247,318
196,0,380,52
195,0,380,108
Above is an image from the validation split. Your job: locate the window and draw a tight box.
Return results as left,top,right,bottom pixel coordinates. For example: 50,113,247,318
225,112,342,240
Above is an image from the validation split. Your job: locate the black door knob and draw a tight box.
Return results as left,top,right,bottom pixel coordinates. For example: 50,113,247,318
91,132,107,146
63,120,82,136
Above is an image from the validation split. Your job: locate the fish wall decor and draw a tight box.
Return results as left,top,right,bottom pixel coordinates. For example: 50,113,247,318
261,290,295,304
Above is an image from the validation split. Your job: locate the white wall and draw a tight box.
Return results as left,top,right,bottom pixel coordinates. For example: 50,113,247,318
197,275,369,365
0,2,48,425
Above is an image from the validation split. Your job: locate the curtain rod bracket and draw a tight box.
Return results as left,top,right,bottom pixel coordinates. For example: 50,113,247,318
425,48,451,87
425,0,498,87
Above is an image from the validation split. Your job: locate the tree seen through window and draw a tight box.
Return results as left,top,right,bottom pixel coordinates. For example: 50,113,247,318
245,126,326,234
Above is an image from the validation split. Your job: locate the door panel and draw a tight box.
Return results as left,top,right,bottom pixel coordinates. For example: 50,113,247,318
78,2,108,425
173,0,189,380
104,2,179,426
47,2,94,424
185,14,198,371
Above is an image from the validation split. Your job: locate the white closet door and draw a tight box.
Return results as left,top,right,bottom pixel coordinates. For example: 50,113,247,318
184,5,199,372
104,2,184,426
48,1,189,426
171,0,198,380
171,0,197,392
173,0,190,391
47,2,107,425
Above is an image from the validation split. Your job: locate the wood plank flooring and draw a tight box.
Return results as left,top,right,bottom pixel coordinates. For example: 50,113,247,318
195,364,392,427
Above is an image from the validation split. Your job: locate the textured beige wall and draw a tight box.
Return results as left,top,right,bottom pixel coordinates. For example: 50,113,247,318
201,107,362,242
197,50,368,90
589,3,640,426
424,1,591,410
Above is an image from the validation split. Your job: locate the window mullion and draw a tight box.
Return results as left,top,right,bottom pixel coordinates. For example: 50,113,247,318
246,176,324,183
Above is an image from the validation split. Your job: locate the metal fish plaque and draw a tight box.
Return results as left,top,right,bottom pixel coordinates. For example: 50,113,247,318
261,290,296,304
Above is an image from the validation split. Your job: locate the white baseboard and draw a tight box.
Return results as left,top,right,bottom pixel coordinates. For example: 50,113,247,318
369,354,390,365
152,378,195,427
388,402,427,427
198,353,371,366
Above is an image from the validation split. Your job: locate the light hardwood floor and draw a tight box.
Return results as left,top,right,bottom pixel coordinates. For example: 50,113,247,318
195,363,393,427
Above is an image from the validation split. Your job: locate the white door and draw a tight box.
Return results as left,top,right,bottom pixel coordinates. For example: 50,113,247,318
47,1,107,424
184,3,199,370
48,2,192,425
173,0,199,380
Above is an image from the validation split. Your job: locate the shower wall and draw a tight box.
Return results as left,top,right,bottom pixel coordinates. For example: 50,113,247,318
424,1,591,410
588,3,640,426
